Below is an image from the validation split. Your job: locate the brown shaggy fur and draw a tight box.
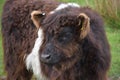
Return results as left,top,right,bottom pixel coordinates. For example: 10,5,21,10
38,7,111,80
2,0,59,79
2,0,111,80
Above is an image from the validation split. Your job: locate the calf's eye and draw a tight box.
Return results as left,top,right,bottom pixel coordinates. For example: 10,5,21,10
58,33,73,43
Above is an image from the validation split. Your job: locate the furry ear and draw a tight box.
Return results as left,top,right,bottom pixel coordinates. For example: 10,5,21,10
78,13,90,39
31,10,45,28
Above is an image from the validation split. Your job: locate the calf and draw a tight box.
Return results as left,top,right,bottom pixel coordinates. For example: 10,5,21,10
2,0,111,80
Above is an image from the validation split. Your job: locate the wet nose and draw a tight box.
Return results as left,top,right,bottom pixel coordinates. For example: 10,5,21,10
40,43,59,64
40,53,51,63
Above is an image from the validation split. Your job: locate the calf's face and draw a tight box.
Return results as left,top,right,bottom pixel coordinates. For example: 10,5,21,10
40,26,78,64
31,10,90,70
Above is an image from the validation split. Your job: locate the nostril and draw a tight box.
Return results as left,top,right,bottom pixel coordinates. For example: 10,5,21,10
41,54,51,60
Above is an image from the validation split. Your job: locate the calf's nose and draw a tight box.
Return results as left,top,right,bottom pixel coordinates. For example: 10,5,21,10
41,54,51,60
40,53,51,63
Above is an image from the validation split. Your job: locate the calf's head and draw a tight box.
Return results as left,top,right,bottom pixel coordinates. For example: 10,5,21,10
31,9,90,72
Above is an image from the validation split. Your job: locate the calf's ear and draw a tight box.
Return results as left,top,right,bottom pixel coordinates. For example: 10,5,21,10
31,10,45,28
78,13,90,39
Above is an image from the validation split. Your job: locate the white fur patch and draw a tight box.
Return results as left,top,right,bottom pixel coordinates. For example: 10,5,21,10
25,28,47,80
50,3,80,14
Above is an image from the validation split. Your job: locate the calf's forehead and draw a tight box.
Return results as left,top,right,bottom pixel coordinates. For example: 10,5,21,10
41,3,81,35
41,10,80,33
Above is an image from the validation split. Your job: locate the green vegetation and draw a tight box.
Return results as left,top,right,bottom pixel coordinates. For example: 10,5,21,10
0,0,4,76
0,0,120,79
94,0,120,28
106,27,120,78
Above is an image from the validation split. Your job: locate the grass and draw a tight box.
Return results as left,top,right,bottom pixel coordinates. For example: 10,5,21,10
0,0,4,77
106,26,120,78
0,0,120,79
94,0,120,29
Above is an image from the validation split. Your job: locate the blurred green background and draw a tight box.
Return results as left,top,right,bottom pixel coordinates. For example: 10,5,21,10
0,0,120,79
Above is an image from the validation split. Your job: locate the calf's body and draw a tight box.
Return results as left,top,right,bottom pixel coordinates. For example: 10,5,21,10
2,0,111,80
